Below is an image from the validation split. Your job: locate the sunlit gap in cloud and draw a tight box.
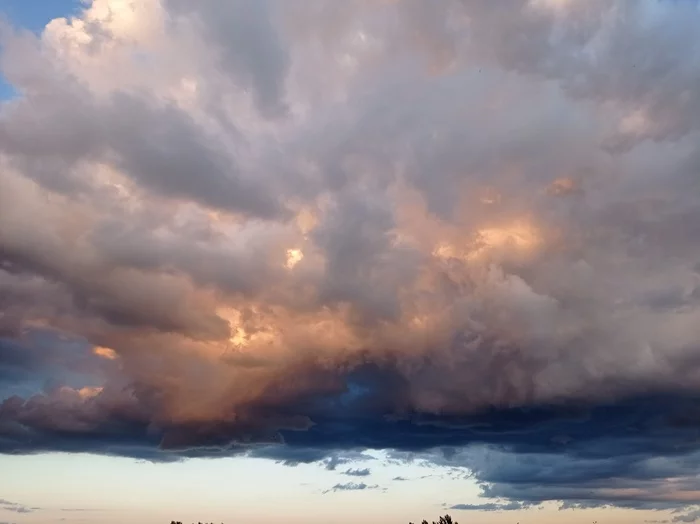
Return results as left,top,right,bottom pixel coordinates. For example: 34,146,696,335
432,221,542,263
93,346,119,360
286,248,305,269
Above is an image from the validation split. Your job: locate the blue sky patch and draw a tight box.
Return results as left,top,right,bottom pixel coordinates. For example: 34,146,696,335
0,0,83,99
1,0,82,34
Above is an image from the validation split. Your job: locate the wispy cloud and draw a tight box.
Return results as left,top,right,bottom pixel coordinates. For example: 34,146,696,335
342,468,370,477
0,499,38,514
450,502,535,512
673,507,700,523
322,482,384,494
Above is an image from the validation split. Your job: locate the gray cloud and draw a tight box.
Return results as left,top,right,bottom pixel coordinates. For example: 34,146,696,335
342,467,371,477
322,482,382,494
674,508,700,523
165,0,290,117
0,499,38,514
0,84,284,220
450,502,534,512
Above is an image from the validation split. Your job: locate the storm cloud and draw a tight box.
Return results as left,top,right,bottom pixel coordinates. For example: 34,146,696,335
2,0,700,516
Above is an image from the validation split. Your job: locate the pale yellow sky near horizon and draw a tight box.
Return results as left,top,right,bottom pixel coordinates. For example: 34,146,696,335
0,453,672,524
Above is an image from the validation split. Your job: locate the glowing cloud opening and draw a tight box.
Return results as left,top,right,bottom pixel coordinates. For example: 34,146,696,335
93,346,119,360
285,248,305,269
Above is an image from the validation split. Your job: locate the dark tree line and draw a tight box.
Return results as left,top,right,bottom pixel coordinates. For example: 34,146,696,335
170,521,223,524
170,514,456,524
410,515,457,524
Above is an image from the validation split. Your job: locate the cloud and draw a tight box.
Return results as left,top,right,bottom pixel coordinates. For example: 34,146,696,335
2,0,700,515
321,455,349,471
343,468,371,477
673,508,700,523
450,502,534,512
0,499,38,514
165,0,290,117
322,482,383,494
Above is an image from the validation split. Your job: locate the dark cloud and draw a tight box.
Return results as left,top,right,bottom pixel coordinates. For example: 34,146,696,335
321,455,348,471
2,0,700,517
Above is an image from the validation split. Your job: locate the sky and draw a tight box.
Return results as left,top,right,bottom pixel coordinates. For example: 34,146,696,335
1,0,700,523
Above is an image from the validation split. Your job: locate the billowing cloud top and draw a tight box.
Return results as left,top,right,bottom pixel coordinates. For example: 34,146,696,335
2,0,700,515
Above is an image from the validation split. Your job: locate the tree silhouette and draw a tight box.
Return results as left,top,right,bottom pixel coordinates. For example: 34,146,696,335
410,514,457,524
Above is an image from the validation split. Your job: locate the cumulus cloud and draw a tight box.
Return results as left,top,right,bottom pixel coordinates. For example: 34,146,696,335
2,0,700,515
